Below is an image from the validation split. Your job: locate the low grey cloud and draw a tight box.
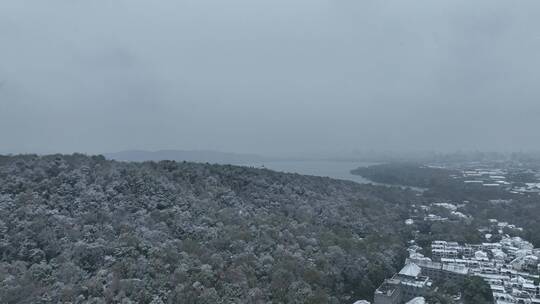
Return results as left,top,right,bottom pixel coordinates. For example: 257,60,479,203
1,0,539,156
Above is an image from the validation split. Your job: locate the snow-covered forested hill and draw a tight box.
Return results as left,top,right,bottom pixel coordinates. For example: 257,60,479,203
0,154,417,303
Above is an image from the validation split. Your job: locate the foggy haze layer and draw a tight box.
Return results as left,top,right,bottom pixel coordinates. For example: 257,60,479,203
1,0,539,156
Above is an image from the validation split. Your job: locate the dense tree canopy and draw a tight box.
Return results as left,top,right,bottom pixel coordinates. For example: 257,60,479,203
0,154,417,303
461,276,494,304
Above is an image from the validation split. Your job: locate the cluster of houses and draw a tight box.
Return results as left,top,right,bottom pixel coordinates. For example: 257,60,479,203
405,201,470,225
359,235,540,304
457,166,540,195
481,219,524,239
427,237,540,304
511,182,540,194
461,168,511,188
364,246,468,304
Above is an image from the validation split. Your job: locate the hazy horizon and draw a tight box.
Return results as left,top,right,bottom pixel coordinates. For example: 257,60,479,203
2,0,540,155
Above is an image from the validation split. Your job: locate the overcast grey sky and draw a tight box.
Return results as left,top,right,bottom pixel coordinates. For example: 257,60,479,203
1,0,539,156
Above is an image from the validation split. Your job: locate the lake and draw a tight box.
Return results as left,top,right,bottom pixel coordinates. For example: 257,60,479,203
243,160,377,184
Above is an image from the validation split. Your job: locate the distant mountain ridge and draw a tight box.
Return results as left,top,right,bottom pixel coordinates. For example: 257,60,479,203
104,149,268,164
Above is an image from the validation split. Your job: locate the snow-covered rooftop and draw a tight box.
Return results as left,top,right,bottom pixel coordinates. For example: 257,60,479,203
406,297,426,304
399,263,422,278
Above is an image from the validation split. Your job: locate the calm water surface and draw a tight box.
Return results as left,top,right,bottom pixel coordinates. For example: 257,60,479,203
244,160,377,184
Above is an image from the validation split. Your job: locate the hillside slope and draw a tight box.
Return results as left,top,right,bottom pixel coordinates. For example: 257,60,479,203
0,154,416,303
